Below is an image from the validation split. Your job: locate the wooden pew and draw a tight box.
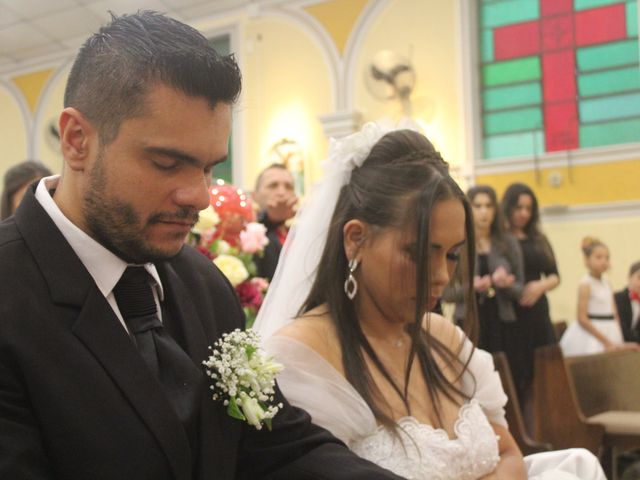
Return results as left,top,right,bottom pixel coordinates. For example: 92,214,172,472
492,352,552,455
566,350,640,479
534,345,640,479
532,344,604,454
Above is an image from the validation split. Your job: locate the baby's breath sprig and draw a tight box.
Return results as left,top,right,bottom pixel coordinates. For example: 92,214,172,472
203,329,284,430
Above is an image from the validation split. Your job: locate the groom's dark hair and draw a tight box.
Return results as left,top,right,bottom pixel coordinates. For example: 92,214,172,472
64,10,241,145
301,129,478,431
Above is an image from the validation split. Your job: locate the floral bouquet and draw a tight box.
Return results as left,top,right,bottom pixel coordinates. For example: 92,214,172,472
203,329,283,430
190,181,270,328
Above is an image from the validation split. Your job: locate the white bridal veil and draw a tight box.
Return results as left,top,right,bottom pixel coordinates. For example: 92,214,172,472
253,122,392,339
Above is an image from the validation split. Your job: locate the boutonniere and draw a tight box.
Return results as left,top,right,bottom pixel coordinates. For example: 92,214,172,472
203,329,283,430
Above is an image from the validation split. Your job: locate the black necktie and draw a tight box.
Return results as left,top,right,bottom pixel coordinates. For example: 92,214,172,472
113,266,203,433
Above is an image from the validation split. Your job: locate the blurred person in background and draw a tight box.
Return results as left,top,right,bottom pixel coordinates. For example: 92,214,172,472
615,260,640,343
252,163,297,280
501,183,559,422
1,160,52,220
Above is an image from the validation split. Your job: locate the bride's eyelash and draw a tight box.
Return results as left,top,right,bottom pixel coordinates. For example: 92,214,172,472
447,252,461,262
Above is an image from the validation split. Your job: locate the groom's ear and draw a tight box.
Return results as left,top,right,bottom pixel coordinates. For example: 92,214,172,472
343,219,368,260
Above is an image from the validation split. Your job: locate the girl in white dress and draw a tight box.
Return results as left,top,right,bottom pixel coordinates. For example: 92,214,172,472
561,237,633,356
255,123,605,480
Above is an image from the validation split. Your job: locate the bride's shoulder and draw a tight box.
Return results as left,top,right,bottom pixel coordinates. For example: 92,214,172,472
273,304,343,370
422,312,462,352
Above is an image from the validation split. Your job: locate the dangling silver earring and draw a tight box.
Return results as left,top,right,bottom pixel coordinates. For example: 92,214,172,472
344,258,359,300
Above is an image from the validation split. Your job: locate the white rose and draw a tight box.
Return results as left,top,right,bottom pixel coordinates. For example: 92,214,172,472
213,254,249,286
192,206,220,234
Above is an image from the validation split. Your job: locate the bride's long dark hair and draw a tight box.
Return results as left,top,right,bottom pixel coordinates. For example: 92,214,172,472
300,129,478,430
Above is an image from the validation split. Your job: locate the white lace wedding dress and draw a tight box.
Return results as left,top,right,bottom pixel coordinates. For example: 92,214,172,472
265,334,606,480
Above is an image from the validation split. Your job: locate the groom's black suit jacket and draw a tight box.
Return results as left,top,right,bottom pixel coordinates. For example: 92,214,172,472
0,188,401,480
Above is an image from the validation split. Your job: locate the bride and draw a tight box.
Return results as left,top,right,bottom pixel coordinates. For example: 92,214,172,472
254,124,605,480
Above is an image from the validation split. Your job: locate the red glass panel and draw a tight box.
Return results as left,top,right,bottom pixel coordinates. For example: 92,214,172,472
542,14,574,50
541,0,572,16
494,21,540,60
575,4,627,46
542,50,576,101
544,100,578,151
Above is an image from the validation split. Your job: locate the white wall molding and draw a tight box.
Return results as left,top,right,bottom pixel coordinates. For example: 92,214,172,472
342,0,390,112
1,76,34,159
264,5,341,111
458,0,481,179
541,200,640,223
318,110,362,138
475,142,640,176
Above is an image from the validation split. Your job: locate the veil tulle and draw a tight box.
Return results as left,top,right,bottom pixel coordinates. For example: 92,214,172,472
253,122,393,339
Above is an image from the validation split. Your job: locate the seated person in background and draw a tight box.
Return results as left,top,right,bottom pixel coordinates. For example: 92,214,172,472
561,237,637,356
1,160,52,220
252,163,297,280
614,260,640,343
255,123,606,480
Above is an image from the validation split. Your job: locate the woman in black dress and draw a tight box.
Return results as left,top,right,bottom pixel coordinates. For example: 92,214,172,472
447,186,524,356
501,183,559,408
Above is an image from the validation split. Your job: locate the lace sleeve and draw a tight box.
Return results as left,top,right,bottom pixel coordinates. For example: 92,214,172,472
264,335,377,446
457,329,508,427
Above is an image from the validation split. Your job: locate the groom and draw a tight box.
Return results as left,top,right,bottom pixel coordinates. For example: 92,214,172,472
0,11,402,480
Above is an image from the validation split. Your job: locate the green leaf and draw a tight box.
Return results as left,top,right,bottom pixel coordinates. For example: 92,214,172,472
245,344,257,359
244,308,257,329
227,397,246,421
264,417,273,431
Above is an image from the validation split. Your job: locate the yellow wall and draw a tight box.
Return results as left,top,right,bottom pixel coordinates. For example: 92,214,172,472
33,66,68,176
0,84,29,180
477,160,640,206
353,0,463,169
242,16,333,189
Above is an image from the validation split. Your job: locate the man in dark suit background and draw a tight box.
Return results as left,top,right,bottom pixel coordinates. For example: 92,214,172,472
0,11,402,480
614,260,640,343
253,164,297,280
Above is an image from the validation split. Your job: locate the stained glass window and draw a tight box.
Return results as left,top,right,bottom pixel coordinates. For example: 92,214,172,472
479,0,640,159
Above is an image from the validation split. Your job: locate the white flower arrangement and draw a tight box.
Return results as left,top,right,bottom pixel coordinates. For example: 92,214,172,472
203,329,284,430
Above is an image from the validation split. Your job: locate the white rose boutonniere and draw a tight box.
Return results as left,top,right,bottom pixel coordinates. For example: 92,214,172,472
203,329,284,430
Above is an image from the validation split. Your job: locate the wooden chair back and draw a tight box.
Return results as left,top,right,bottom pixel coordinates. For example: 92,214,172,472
492,352,552,455
553,320,568,342
566,350,640,417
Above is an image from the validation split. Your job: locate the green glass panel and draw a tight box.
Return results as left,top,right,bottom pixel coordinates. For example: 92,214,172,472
209,35,233,184
481,28,494,63
483,82,542,111
580,92,640,122
580,117,640,147
483,57,541,87
480,1,539,28
483,130,545,159
627,1,638,37
578,67,640,96
575,0,625,10
577,40,639,72
484,107,543,135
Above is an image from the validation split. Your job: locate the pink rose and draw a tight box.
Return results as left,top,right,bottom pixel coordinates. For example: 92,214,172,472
240,222,269,254
250,276,269,292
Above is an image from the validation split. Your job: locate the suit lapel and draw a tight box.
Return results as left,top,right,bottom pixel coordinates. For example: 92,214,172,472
72,291,193,480
14,189,192,480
